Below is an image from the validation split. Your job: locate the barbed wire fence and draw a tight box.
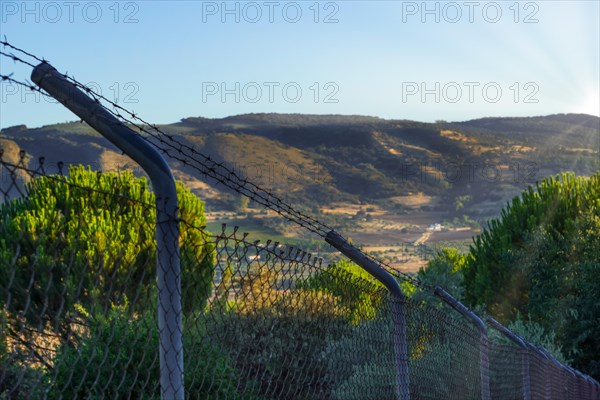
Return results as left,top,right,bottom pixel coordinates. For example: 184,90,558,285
2,39,599,399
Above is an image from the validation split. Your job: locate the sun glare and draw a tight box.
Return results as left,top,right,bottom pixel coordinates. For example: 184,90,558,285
575,89,600,116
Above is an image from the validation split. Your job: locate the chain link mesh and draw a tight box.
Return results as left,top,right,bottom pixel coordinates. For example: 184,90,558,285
2,153,599,399
2,38,600,399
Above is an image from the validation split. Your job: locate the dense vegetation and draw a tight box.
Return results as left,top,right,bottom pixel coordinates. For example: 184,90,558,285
49,304,257,400
419,171,600,379
1,160,599,396
0,166,215,325
0,167,222,398
0,167,397,398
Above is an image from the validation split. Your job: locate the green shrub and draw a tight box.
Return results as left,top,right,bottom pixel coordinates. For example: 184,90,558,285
332,363,397,400
298,259,385,324
462,172,600,379
0,359,46,400
48,304,257,399
463,172,599,319
322,316,396,400
324,313,481,400
0,166,215,331
211,265,352,399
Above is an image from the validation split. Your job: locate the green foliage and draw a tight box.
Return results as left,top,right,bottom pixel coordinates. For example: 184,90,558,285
504,316,566,363
211,265,351,399
454,195,472,212
416,248,467,301
323,317,396,400
464,172,599,314
408,338,481,400
324,311,480,400
298,259,385,324
332,363,396,400
0,166,215,331
0,358,45,400
526,213,600,377
49,305,256,400
462,171,600,379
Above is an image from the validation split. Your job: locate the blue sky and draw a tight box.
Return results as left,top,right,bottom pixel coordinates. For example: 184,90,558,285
1,0,599,129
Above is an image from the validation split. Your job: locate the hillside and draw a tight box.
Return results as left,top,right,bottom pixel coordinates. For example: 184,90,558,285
2,113,597,205
1,113,598,270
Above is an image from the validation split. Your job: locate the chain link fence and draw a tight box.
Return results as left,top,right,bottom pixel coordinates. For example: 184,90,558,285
2,151,599,399
2,39,600,399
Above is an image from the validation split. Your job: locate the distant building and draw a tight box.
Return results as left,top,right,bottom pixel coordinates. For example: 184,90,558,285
427,223,443,232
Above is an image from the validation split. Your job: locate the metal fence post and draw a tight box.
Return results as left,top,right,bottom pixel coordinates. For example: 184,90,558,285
539,347,572,399
433,287,490,400
567,366,581,399
584,373,597,400
486,317,531,400
591,376,600,400
525,343,554,400
31,62,184,400
325,231,410,400
572,368,584,400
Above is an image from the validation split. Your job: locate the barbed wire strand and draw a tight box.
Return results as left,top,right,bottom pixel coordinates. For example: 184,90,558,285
1,38,430,290
1,38,47,64
0,154,156,210
4,41,600,395
64,78,428,288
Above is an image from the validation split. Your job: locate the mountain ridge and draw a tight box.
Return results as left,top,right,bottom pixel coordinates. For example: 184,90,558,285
2,113,598,215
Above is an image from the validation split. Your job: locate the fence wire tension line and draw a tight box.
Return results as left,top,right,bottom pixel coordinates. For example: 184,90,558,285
1,40,600,399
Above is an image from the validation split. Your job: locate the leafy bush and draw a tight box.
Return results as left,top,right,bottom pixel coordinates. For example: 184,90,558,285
211,265,352,399
333,363,397,400
324,313,481,400
462,171,600,379
323,316,395,400
0,359,45,400
503,316,566,363
463,172,599,318
415,248,466,302
48,304,256,399
0,166,215,331
298,259,386,324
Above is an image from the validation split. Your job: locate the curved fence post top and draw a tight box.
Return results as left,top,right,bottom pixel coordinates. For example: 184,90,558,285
325,230,405,299
31,61,184,400
433,286,486,333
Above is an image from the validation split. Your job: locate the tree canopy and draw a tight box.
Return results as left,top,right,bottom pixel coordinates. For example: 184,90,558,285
461,171,600,378
0,165,215,330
